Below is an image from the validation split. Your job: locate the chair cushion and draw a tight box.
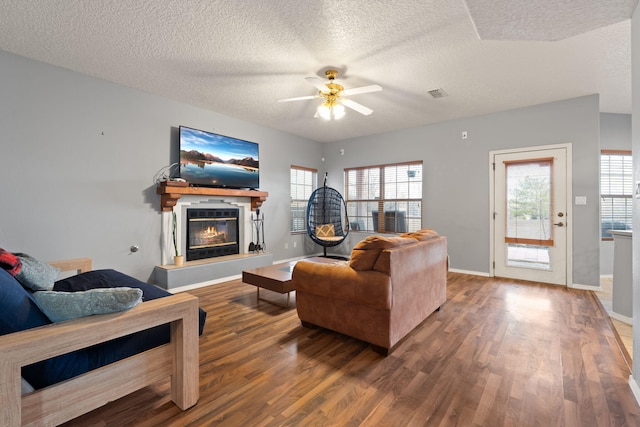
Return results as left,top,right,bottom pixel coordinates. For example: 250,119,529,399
21,269,207,390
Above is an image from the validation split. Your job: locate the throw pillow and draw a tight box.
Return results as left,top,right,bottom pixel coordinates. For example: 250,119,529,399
14,253,60,291
33,287,143,323
349,236,416,271
0,247,22,276
316,224,335,238
401,228,439,241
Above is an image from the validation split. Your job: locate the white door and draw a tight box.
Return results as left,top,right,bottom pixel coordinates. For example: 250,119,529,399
492,146,569,285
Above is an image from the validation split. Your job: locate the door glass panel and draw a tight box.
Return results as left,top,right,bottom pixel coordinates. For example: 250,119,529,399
505,159,553,270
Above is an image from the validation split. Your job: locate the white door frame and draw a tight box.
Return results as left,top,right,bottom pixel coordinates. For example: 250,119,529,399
489,143,573,287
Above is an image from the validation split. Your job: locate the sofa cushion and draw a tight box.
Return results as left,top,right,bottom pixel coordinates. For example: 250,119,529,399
33,287,143,322
52,269,207,334
0,268,51,336
21,269,207,390
349,236,416,271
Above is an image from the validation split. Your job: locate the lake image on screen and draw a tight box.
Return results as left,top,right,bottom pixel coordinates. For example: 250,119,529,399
179,127,259,189
181,161,258,188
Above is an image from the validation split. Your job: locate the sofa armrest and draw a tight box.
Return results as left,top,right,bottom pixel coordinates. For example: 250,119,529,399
0,292,199,426
292,260,392,310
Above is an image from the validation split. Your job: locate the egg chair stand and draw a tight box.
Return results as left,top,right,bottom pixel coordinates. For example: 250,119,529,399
306,173,350,258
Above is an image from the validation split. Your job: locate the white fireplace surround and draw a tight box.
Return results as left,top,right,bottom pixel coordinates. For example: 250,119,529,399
161,195,255,265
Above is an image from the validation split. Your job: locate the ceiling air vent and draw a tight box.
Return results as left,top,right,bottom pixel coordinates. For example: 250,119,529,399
427,88,448,99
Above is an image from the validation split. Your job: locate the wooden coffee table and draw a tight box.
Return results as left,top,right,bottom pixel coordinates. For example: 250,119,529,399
242,257,338,307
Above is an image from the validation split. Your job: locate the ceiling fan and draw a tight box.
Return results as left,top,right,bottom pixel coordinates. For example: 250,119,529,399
277,69,382,119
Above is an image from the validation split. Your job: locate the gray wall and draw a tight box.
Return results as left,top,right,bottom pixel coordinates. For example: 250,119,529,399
0,50,321,281
600,113,632,275
1,49,603,289
321,95,601,287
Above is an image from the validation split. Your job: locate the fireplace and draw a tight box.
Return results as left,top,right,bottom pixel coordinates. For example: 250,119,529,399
186,208,239,261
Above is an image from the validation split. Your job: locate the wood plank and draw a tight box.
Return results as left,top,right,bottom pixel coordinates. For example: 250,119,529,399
156,185,268,211
61,273,640,426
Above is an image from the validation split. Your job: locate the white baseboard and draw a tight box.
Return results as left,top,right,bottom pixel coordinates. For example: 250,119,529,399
610,311,633,325
169,274,242,293
570,283,602,291
629,375,640,407
448,268,490,277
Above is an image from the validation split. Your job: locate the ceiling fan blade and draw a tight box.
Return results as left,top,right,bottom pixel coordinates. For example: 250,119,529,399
305,77,330,93
341,99,373,116
341,84,382,96
277,95,318,102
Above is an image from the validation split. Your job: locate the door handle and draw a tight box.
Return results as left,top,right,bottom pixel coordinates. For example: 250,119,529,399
554,222,564,227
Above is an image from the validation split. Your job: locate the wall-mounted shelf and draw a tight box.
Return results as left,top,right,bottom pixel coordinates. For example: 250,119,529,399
156,182,268,212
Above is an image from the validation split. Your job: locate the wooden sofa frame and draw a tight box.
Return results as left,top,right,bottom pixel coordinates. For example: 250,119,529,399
0,258,200,426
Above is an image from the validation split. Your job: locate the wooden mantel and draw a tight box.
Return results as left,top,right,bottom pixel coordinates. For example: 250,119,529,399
156,182,268,212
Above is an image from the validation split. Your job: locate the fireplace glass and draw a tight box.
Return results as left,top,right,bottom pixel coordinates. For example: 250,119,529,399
186,208,239,261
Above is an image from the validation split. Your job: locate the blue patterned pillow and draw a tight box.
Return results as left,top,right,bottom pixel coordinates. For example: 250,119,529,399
33,287,143,322
14,253,60,291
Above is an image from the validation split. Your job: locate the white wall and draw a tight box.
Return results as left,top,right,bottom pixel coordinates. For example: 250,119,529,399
321,95,602,287
630,2,640,402
0,50,322,281
600,113,632,276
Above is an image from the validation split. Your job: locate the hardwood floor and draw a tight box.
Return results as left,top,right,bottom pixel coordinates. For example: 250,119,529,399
62,273,640,426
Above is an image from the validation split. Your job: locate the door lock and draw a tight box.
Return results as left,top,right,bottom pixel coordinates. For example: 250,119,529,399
557,212,564,217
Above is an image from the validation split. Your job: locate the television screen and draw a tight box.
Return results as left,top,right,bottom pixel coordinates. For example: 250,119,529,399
179,126,259,189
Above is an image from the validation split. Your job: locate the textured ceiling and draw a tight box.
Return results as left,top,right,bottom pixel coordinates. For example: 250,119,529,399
0,0,636,142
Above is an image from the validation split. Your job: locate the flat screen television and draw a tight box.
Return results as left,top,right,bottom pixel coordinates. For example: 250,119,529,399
178,126,259,189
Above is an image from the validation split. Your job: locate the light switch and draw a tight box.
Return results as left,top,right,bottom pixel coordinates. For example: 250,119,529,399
575,196,587,205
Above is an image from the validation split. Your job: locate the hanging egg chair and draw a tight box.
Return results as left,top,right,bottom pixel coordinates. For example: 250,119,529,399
306,173,350,257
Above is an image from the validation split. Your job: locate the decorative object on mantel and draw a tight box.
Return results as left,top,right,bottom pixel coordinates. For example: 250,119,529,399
156,184,268,212
172,211,184,266
152,162,179,184
249,210,266,253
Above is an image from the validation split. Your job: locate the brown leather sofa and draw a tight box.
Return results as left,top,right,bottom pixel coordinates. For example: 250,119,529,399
292,229,447,354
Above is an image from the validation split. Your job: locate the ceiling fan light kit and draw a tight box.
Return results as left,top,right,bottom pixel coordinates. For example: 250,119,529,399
317,100,345,120
279,69,381,120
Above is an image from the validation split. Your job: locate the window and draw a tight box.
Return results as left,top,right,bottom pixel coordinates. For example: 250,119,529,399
345,161,422,233
600,150,632,240
290,166,317,233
